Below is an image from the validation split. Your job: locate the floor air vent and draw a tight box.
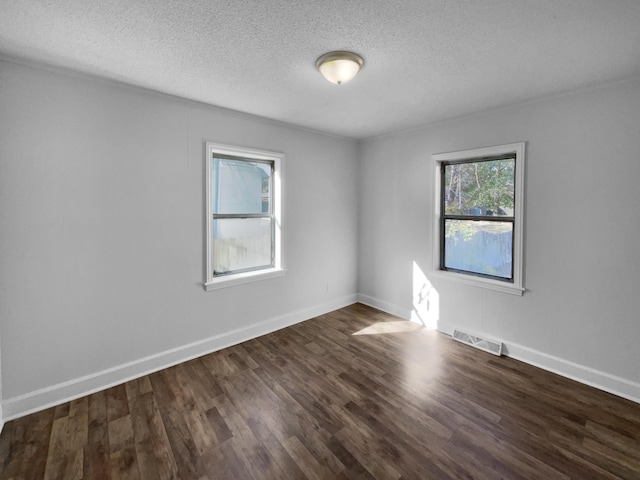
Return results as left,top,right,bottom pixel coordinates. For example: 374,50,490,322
452,329,503,356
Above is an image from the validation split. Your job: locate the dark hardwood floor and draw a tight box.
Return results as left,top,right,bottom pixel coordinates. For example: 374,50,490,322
1,303,639,479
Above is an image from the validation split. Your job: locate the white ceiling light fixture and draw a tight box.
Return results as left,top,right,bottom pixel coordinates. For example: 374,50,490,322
316,51,364,85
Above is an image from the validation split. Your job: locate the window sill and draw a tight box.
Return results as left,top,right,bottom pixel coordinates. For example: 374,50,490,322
431,270,524,296
204,268,286,291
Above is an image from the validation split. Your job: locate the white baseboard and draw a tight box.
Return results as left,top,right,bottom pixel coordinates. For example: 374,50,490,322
2,295,358,421
438,318,640,405
503,341,640,405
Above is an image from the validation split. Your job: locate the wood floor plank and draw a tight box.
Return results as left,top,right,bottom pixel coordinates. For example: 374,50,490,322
177,360,221,412
106,385,130,423
109,447,140,480
2,303,640,479
242,417,308,480
450,423,570,480
1,409,54,480
221,369,297,443
129,391,178,480
249,364,345,467
212,394,285,480
83,436,110,480
43,448,84,480
332,417,403,480
149,373,201,480
585,419,640,460
341,399,452,479
124,377,153,410
87,391,108,444
281,435,335,480
203,406,232,444
324,436,376,480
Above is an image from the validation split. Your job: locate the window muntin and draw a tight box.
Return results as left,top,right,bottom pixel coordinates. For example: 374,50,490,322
205,143,284,290
441,156,516,281
433,143,525,295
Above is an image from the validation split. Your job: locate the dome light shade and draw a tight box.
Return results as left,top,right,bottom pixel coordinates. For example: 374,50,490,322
316,51,364,85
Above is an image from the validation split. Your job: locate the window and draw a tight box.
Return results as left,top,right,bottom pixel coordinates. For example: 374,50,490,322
433,143,525,295
205,142,284,290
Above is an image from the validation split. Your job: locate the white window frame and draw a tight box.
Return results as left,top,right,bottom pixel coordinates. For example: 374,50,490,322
432,142,525,296
204,142,285,291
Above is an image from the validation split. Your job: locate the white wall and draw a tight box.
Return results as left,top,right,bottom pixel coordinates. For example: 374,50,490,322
358,77,640,401
0,60,359,418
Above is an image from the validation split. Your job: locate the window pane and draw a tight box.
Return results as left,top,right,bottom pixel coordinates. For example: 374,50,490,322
444,159,514,216
213,217,272,274
212,158,272,214
444,219,513,279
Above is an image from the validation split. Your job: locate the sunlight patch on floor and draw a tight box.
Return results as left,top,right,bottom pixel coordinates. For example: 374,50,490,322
353,321,424,336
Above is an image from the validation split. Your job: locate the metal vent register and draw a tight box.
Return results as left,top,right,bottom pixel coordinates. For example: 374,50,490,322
452,329,503,356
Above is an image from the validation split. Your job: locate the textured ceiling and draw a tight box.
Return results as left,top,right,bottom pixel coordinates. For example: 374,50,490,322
1,1,640,139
